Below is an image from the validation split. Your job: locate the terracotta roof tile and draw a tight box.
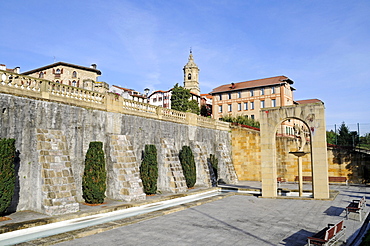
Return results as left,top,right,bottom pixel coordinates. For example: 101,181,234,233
210,75,293,94
295,99,323,104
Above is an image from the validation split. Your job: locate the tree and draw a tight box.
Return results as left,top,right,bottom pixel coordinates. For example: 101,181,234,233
0,138,16,215
337,122,358,147
82,142,107,204
188,100,200,114
179,146,196,188
140,144,158,195
171,83,191,112
220,115,260,128
200,104,211,117
326,130,337,145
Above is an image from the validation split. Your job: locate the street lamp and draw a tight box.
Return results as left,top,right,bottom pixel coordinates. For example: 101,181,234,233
144,88,150,103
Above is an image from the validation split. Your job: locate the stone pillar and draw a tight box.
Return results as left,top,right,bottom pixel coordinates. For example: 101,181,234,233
157,138,187,193
191,141,212,187
106,135,146,202
37,129,79,215
216,143,238,184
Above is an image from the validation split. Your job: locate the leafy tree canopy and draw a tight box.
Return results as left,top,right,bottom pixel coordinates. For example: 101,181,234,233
171,83,191,112
220,115,260,128
171,84,200,114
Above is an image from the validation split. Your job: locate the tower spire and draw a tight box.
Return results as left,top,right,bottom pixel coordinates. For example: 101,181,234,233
183,50,200,96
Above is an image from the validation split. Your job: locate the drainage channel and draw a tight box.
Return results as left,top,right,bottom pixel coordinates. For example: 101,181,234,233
0,190,220,245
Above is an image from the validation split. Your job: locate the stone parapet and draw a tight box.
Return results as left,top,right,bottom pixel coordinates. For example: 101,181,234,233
0,70,229,131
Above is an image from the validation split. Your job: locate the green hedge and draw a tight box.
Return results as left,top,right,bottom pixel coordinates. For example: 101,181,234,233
0,138,16,215
82,142,106,204
179,146,196,188
140,144,158,195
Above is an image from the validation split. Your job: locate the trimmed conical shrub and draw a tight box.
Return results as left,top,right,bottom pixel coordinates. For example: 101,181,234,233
179,146,196,188
140,144,158,195
209,154,218,181
0,138,16,215
82,142,106,204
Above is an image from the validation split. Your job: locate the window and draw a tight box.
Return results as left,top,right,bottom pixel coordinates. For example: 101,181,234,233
251,115,255,119
188,73,191,80
250,90,254,97
261,100,265,108
72,80,77,87
72,71,77,78
250,101,254,110
153,98,157,102
39,72,44,78
261,88,264,95
244,102,248,110
228,104,232,112
159,97,162,101
238,91,241,98
228,93,231,99
271,99,276,107
219,94,222,100
56,69,61,74
271,86,275,94
219,105,222,113
238,103,241,111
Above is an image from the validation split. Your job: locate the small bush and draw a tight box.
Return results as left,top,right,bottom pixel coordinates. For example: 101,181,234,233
82,142,106,204
179,146,196,188
0,138,16,215
140,144,158,195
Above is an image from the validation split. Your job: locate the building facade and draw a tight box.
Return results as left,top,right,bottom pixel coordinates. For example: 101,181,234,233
210,75,295,120
110,85,146,103
22,62,108,93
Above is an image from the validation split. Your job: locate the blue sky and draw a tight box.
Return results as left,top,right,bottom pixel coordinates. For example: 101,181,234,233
1,0,370,133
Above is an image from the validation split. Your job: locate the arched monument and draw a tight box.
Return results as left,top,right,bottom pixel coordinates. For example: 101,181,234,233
260,101,329,199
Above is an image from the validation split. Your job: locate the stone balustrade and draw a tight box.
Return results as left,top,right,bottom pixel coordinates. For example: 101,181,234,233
0,70,230,131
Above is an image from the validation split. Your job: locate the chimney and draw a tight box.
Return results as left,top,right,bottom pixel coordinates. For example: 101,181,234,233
0,64,6,71
14,67,20,74
90,64,97,69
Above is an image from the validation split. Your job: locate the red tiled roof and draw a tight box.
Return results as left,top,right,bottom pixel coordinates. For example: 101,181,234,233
112,85,134,92
210,75,293,94
22,62,102,75
295,99,323,104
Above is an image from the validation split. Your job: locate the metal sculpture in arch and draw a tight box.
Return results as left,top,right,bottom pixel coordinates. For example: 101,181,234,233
260,101,329,199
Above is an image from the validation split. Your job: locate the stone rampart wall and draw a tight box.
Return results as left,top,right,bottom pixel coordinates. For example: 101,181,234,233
0,92,232,214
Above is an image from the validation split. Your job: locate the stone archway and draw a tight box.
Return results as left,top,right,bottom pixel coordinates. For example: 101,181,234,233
260,102,329,199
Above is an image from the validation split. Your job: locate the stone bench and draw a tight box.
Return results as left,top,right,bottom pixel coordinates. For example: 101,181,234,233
293,176,347,185
346,196,366,221
307,220,346,246
277,177,286,187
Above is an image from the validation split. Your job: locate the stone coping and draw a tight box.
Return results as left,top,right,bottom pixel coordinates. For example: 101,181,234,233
0,187,219,234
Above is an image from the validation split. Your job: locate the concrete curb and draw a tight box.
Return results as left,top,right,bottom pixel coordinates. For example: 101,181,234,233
0,187,219,235
16,192,234,245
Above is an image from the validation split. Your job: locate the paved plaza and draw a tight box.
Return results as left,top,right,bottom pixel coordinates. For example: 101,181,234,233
51,182,369,246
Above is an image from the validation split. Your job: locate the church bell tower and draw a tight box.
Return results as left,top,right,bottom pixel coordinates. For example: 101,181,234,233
183,50,200,95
